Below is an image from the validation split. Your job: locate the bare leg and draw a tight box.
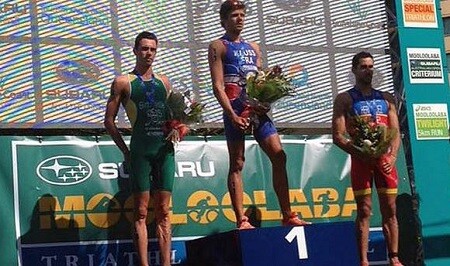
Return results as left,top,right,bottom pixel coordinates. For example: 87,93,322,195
133,191,150,266
378,193,402,266
355,194,372,265
258,134,292,218
227,140,249,227
154,190,172,266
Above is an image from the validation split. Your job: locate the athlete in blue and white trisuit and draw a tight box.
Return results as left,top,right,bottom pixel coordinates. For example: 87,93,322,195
208,0,309,230
219,33,277,142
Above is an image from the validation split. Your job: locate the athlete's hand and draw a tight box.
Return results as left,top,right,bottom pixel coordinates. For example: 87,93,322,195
232,115,250,131
166,128,180,144
378,154,396,174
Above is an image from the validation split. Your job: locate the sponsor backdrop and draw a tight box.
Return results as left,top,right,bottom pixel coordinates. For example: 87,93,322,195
0,1,394,129
395,0,450,265
0,135,411,265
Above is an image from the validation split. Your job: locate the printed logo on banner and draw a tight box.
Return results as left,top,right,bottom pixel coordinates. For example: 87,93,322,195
274,0,312,11
407,47,443,84
289,63,309,88
331,1,384,29
0,85,34,101
36,155,92,185
413,103,449,140
0,3,28,25
347,0,367,20
196,0,254,15
38,3,108,26
43,88,108,100
55,59,101,85
402,0,437,28
187,191,220,224
272,62,333,112
0,3,28,14
10,139,410,265
20,240,187,266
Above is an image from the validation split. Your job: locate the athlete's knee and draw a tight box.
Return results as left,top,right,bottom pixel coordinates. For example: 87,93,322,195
230,157,245,172
381,202,397,218
155,202,171,222
134,205,148,222
379,194,397,217
356,202,372,218
155,202,171,235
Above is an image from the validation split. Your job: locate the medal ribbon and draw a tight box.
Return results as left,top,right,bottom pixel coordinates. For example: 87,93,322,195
135,73,156,105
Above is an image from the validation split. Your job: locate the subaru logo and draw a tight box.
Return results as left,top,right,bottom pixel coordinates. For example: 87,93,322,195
36,156,92,186
195,0,254,16
55,59,101,85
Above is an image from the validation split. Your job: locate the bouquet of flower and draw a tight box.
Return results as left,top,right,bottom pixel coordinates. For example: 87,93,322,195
245,65,295,106
241,65,295,131
163,89,205,144
350,116,396,158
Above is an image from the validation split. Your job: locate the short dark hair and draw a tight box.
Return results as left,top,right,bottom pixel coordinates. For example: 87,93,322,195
220,0,246,21
134,31,158,49
352,51,373,69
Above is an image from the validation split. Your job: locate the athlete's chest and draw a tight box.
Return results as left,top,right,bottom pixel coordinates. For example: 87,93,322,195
224,42,257,65
352,98,388,116
131,79,166,104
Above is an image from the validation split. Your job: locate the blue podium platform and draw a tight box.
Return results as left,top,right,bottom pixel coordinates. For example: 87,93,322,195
186,221,359,266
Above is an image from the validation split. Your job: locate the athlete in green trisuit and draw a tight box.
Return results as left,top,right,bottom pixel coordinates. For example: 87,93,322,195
104,31,174,266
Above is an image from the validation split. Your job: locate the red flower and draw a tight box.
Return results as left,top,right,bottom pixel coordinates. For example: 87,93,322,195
177,124,190,140
271,65,282,76
162,119,190,142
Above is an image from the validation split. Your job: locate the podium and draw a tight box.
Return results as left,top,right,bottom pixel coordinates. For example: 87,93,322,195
186,221,359,266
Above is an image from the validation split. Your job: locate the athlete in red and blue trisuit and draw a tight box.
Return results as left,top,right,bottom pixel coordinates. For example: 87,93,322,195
333,51,403,266
347,87,399,197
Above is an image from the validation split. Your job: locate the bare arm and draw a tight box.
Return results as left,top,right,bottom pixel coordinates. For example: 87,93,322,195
104,76,130,159
208,40,248,130
383,92,401,159
332,93,361,156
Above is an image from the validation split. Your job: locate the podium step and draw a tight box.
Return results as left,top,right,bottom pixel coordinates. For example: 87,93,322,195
186,221,359,266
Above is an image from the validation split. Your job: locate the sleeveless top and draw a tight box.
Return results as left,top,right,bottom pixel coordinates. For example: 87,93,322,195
347,87,389,126
124,73,170,138
220,34,258,101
